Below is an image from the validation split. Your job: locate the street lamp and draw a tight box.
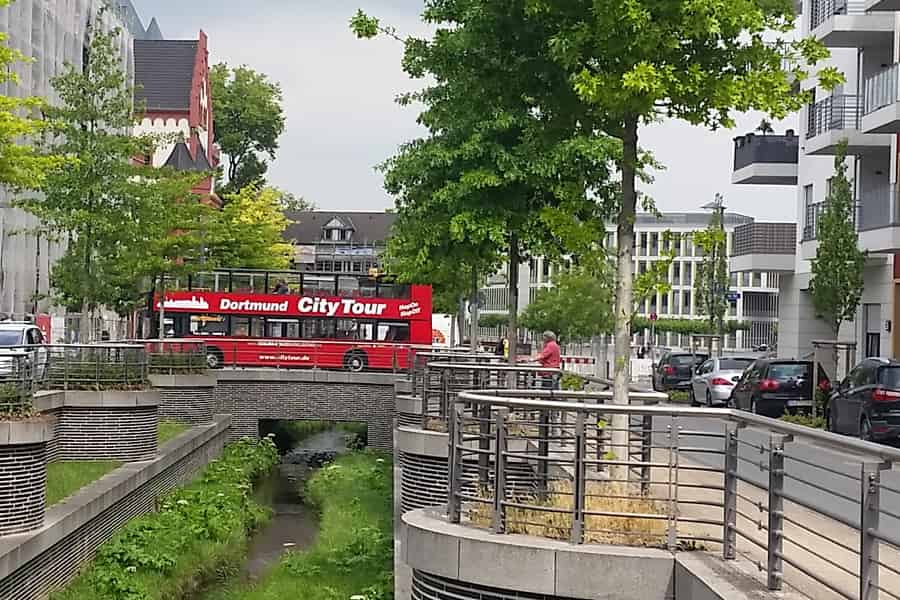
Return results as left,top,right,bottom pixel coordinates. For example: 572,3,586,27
701,194,727,355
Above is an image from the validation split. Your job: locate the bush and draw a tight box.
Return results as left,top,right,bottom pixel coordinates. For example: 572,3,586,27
148,352,207,375
561,372,585,391
53,436,278,600
780,414,826,430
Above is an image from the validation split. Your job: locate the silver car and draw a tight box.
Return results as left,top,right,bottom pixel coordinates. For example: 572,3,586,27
690,357,757,406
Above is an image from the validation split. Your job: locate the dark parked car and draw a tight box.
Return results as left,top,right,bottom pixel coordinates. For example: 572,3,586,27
731,359,828,418
652,352,709,392
828,358,900,442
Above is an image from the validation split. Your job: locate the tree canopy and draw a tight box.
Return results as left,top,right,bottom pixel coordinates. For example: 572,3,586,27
210,64,286,196
520,264,615,342
809,142,866,336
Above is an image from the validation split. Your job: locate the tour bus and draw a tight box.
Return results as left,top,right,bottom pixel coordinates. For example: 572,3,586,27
145,269,432,371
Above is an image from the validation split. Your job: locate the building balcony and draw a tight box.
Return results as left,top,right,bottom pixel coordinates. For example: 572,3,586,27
730,222,797,273
857,184,900,252
732,132,799,185
862,63,900,133
805,95,891,155
810,0,893,48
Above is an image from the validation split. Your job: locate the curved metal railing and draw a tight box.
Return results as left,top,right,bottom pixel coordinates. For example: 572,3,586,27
444,390,900,600
3,344,149,391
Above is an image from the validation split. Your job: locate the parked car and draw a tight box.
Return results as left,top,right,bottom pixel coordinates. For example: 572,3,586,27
0,322,49,381
731,359,828,417
827,358,900,442
652,351,709,392
690,356,757,407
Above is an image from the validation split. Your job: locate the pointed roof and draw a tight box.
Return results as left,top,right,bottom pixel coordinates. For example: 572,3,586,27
164,142,210,172
285,212,396,245
145,17,164,41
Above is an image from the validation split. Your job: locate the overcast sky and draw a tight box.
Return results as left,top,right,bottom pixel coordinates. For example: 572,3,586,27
134,0,799,223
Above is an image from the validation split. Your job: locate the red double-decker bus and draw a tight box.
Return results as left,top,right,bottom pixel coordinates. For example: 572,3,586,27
145,269,432,371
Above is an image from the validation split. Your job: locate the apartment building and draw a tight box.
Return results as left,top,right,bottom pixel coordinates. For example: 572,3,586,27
732,0,900,360
479,212,783,351
0,0,157,320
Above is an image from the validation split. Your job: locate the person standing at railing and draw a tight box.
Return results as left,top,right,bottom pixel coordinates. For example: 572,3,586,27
520,331,561,389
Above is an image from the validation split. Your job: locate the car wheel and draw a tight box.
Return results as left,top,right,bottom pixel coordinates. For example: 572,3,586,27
343,350,368,373
205,348,224,370
859,416,873,442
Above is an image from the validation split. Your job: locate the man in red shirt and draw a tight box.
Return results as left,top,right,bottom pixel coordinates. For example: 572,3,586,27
533,330,561,389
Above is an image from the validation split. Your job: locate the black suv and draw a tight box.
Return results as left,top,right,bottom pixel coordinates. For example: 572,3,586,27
828,358,900,442
731,359,828,418
652,352,709,392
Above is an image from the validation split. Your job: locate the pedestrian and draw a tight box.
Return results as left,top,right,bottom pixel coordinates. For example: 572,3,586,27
273,280,289,294
521,330,561,389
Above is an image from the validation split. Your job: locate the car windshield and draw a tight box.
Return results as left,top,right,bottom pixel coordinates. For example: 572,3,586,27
0,331,23,346
877,366,900,389
768,363,809,380
671,354,707,366
720,358,754,370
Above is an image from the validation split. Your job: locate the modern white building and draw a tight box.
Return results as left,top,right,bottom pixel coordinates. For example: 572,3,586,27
732,0,900,361
479,212,784,351
0,0,156,321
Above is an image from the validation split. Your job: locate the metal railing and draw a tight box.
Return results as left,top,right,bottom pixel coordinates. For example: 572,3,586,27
446,390,900,599
811,0,858,30
807,95,861,139
3,344,149,391
858,184,900,232
139,340,208,375
0,352,37,415
803,201,826,241
864,63,900,115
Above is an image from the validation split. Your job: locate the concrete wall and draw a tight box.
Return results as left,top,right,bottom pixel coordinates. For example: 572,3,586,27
0,416,230,600
214,369,396,450
150,373,218,424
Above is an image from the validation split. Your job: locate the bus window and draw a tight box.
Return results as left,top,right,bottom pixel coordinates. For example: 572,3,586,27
267,319,300,338
357,321,375,341
303,275,337,296
377,281,411,299
302,318,336,339
336,319,358,339
358,277,377,298
251,317,266,338
191,315,227,336
377,322,410,342
232,316,251,336
231,272,267,293
338,276,360,297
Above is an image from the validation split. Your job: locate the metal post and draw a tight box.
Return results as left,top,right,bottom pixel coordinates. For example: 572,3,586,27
723,424,739,560
666,422,681,552
492,408,509,534
766,434,790,591
860,461,888,600
537,408,550,498
640,414,652,496
447,402,465,523
478,402,491,490
571,410,586,544
440,367,450,420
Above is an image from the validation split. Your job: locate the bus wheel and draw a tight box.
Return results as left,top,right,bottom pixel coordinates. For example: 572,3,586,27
343,350,368,373
206,348,224,370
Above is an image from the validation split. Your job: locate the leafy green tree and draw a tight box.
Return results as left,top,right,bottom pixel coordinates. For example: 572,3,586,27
210,64,286,196
521,264,615,342
694,204,729,345
809,142,866,336
18,28,202,340
205,185,294,270
535,0,840,435
0,0,61,190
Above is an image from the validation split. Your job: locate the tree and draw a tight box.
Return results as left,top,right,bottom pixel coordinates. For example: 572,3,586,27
210,64,286,196
0,0,60,190
694,203,729,347
756,119,774,135
205,185,294,270
18,27,204,340
533,1,840,462
521,264,615,342
809,142,865,336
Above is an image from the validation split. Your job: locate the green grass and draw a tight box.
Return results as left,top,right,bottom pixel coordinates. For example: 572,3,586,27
159,421,190,445
206,452,393,600
46,461,121,506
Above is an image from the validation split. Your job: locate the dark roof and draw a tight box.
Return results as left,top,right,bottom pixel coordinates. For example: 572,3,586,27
163,142,210,172
285,212,397,245
134,40,197,111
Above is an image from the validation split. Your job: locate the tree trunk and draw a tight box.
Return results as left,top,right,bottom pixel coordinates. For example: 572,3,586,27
79,305,92,345
613,116,639,482
449,313,457,347
507,233,520,367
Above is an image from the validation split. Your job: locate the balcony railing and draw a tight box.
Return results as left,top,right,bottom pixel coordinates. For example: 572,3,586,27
807,95,861,139
864,63,900,115
811,0,861,30
858,183,900,231
803,201,827,241
732,222,797,255
732,133,799,171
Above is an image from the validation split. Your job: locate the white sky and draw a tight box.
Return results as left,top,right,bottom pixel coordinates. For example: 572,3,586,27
135,0,799,223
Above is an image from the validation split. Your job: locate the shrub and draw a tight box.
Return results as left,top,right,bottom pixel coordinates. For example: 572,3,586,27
561,372,585,391
780,414,826,430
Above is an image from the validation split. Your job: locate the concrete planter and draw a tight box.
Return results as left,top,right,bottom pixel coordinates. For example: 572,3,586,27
149,373,217,424
0,418,55,536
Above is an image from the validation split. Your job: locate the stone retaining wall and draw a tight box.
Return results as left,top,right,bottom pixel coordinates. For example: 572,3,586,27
215,370,396,450
0,416,231,600
150,373,218,424
0,420,54,536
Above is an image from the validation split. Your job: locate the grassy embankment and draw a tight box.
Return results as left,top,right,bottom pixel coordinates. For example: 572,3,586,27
207,451,393,600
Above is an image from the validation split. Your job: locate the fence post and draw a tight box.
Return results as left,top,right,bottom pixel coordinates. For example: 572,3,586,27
860,461,888,600
440,367,450,421
420,364,429,430
766,433,790,591
537,408,550,499
723,423,740,560
640,414,652,496
666,423,681,552
571,410,586,544
491,407,509,534
447,401,465,523
478,402,491,490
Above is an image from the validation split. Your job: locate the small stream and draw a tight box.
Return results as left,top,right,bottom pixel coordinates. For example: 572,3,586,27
200,427,350,596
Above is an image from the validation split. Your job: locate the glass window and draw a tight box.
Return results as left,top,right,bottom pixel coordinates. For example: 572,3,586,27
303,275,336,295
752,272,762,287
768,362,810,380
231,317,251,337
377,322,410,342
673,262,681,284
877,366,900,388
720,358,754,371
303,318,336,339
338,276,361,297
267,319,300,338
378,280,411,299
336,319,359,339
191,315,227,336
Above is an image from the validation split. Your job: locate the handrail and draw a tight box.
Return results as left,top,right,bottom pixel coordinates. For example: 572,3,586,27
426,361,563,375
441,388,900,599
